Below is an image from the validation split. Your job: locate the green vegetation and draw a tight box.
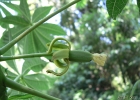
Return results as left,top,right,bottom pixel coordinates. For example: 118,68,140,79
0,0,140,100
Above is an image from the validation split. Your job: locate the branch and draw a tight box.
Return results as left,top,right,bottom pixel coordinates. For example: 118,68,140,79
0,0,81,55
7,74,22,95
5,78,60,100
0,53,52,61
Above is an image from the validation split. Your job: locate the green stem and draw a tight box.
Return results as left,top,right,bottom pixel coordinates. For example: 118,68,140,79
0,67,7,99
0,0,81,55
0,67,5,85
7,74,22,95
5,78,60,100
129,80,140,100
0,53,52,61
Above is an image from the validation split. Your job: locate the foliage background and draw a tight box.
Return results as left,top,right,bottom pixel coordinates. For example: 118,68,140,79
0,0,140,100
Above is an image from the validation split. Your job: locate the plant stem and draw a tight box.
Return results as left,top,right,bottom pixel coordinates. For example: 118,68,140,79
0,0,81,55
0,53,52,61
0,67,5,84
5,78,60,100
7,74,22,95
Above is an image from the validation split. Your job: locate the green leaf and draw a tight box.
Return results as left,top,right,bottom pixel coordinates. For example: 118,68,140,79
28,23,66,53
22,58,46,75
0,66,17,80
0,16,30,26
23,32,37,54
0,10,2,19
37,23,66,35
8,94,33,100
32,6,52,23
33,29,52,52
3,52,18,74
0,3,12,16
20,0,31,21
137,0,140,12
106,0,128,19
1,30,19,74
23,73,52,91
9,26,29,38
2,2,22,15
1,26,28,52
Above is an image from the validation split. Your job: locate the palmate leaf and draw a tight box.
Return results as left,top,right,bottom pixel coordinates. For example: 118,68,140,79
1,2,22,15
106,0,128,19
32,6,52,23
23,32,37,54
0,3,12,16
22,23,66,53
22,30,50,53
1,30,19,74
0,66,17,80
9,26,29,38
23,73,53,91
0,2,23,28
22,58,46,75
37,23,66,35
20,0,31,21
0,16,30,26
33,29,52,52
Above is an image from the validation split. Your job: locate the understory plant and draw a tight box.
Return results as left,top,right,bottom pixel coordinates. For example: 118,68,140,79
0,0,140,100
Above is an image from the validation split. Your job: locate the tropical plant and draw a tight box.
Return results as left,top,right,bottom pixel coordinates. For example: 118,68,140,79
0,0,140,100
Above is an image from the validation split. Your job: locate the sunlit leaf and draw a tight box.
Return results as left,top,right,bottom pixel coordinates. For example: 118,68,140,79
32,6,52,23
106,0,128,19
